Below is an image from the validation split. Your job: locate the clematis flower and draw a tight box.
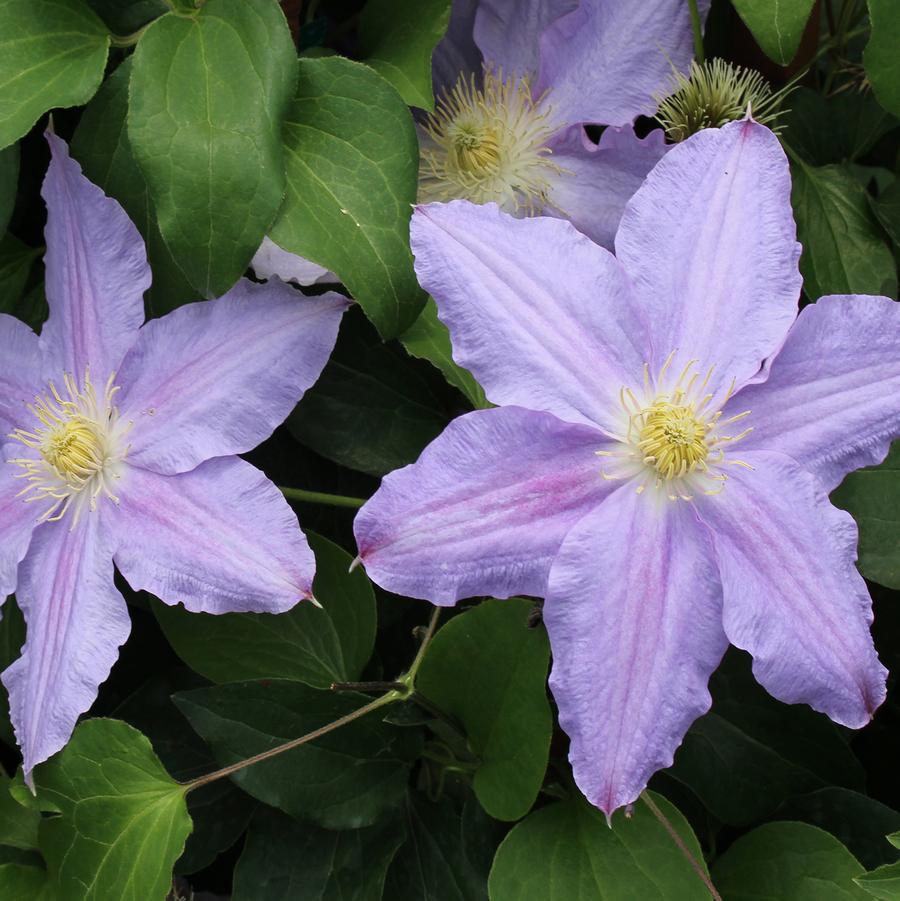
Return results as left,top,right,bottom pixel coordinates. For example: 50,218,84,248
252,0,705,284
417,0,706,247
354,118,896,817
0,135,348,781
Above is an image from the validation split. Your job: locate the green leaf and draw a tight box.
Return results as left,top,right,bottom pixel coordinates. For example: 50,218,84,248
865,0,900,118
668,650,865,827
781,87,898,166
730,0,815,65
71,58,197,315
712,822,869,900
0,143,18,234
385,792,502,901
109,671,257,876
34,718,192,901
0,234,41,318
358,0,450,110
791,161,897,300
154,531,376,687
488,793,710,901
417,599,551,821
857,861,900,900
174,681,419,829
0,863,54,901
832,442,900,589
270,56,424,338
0,0,110,150
401,297,488,409
0,597,25,748
776,788,900,870
871,179,900,248
0,773,40,850
128,0,297,297
233,806,405,901
288,308,449,476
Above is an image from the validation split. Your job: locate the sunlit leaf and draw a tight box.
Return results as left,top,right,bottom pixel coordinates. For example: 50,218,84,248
0,0,109,150
270,56,424,338
129,0,297,297
35,718,192,901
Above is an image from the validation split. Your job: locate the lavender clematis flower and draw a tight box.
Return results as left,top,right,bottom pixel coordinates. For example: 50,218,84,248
418,0,706,247
0,135,348,782
252,0,703,285
354,118,895,817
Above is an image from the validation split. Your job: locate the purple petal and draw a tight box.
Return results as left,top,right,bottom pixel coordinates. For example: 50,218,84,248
410,201,646,431
474,0,577,78
355,406,612,605
0,315,42,433
545,483,727,816
730,294,900,492
40,134,149,380
543,125,668,250
251,236,336,286
2,515,130,781
431,0,482,96
537,0,708,127
697,450,886,727
116,278,347,475
0,451,38,598
615,119,802,398
113,457,315,612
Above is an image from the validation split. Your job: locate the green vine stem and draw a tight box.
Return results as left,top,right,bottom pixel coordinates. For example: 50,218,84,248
687,0,705,64
279,486,367,509
640,792,722,901
182,606,441,793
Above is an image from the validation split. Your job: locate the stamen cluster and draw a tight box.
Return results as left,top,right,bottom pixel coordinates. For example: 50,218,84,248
418,68,563,214
8,371,130,524
655,58,787,143
597,352,753,501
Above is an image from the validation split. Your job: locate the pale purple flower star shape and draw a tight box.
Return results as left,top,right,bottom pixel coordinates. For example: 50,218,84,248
0,135,348,782
354,118,896,817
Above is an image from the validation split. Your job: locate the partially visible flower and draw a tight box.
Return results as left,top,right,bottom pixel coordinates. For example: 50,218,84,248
354,118,898,817
418,0,705,247
251,236,335,287
0,135,348,781
252,0,706,284
656,57,787,142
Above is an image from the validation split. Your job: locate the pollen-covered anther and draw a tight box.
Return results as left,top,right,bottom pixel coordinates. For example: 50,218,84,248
8,371,130,524
418,67,565,214
596,353,753,501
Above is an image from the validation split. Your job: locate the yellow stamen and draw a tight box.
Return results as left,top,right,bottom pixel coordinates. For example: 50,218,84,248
8,371,129,525
418,68,565,214
597,353,753,502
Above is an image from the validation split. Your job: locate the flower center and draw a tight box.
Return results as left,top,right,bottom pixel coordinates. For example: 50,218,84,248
596,353,753,501
42,416,105,481
637,401,709,480
8,372,129,524
418,68,563,214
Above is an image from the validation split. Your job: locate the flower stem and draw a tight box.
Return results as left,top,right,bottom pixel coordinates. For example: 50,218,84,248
279,486,366,509
182,691,399,793
640,792,721,901
181,608,442,793
331,680,406,693
687,0,705,64
405,606,441,685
